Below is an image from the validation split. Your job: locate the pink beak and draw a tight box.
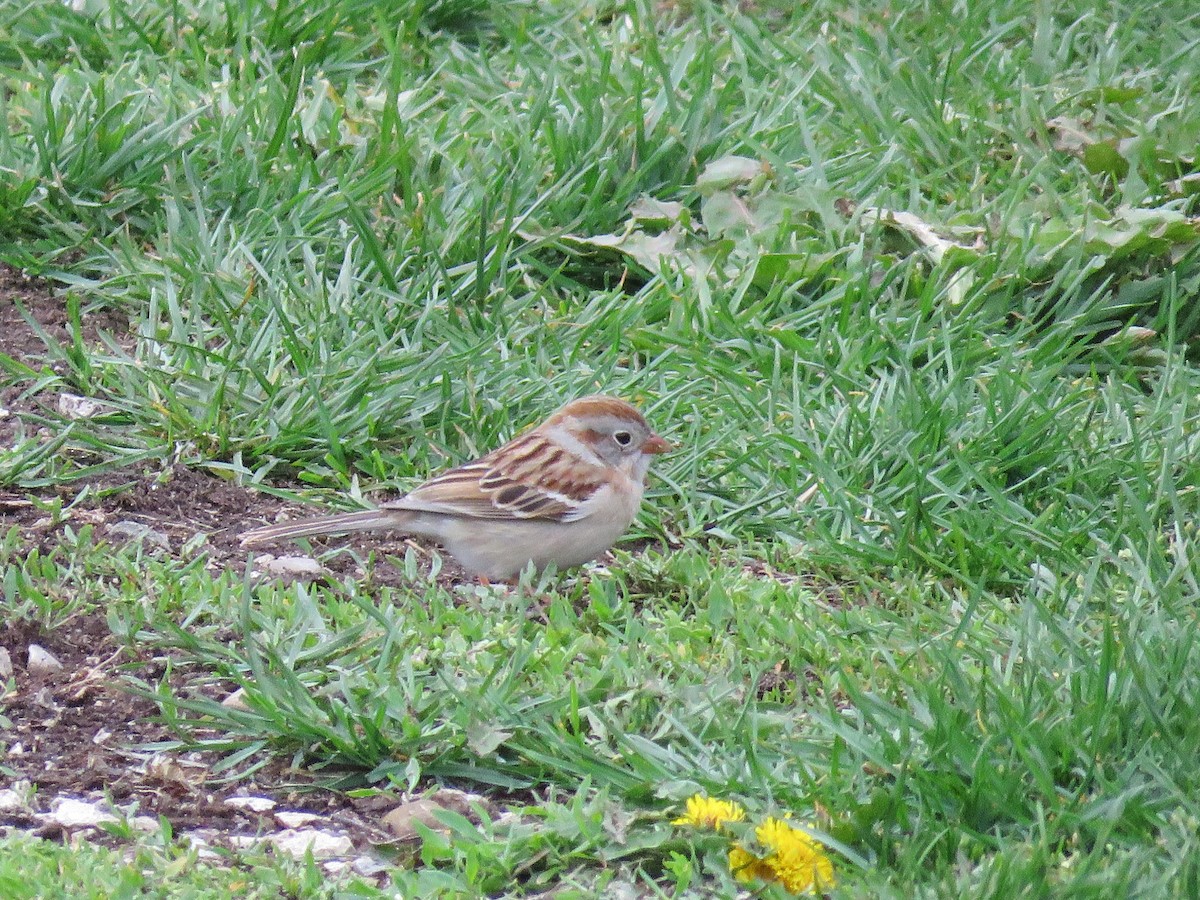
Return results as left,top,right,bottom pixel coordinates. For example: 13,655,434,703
643,433,674,455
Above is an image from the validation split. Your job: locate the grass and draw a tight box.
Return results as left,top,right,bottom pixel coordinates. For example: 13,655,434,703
3,0,1200,894
0,827,343,899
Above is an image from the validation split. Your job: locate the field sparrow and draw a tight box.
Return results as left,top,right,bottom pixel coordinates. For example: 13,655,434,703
240,395,672,580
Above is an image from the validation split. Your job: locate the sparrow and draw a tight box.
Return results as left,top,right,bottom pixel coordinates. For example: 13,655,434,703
240,395,671,580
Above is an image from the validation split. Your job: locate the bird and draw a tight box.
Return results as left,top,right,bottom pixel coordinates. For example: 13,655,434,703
239,395,672,580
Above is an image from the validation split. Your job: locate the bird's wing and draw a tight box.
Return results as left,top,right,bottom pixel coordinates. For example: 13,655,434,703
382,431,607,523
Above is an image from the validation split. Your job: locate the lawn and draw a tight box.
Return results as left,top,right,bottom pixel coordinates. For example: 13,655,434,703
2,0,1200,895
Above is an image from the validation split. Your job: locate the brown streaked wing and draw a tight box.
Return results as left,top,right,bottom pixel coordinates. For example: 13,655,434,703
388,432,607,522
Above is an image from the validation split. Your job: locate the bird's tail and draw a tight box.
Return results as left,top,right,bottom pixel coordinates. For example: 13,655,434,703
239,509,404,547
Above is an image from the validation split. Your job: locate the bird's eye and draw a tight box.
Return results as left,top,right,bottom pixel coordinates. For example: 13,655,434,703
613,430,633,447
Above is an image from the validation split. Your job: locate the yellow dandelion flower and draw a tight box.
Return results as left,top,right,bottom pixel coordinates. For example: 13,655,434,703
671,794,747,830
755,817,836,893
729,845,776,884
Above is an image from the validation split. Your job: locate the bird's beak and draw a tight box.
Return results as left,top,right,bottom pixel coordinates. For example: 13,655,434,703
643,433,674,455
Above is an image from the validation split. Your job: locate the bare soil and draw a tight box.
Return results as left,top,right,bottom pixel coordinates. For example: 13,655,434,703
0,263,125,449
1,612,400,844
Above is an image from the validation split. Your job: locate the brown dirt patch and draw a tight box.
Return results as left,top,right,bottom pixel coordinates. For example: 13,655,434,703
97,464,462,586
0,610,411,857
0,468,487,869
2,462,471,592
0,262,127,449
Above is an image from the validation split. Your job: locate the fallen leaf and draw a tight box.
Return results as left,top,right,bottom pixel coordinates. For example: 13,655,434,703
695,155,766,194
